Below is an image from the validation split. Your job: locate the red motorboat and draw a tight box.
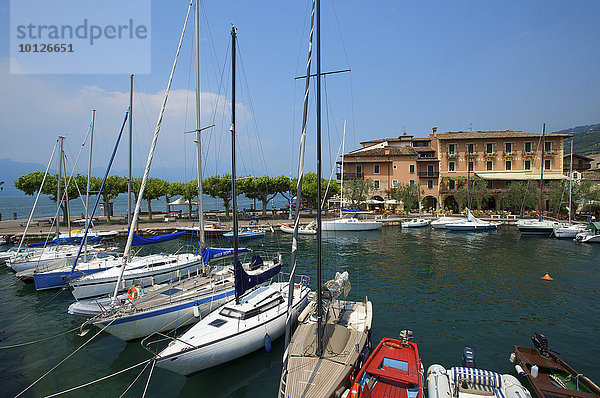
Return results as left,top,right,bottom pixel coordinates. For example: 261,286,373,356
349,330,423,398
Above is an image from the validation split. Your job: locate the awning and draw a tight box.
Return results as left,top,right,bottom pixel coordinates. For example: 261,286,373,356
168,196,198,206
475,172,567,181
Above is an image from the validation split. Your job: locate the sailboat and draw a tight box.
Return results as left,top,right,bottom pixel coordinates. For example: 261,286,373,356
153,26,309,375
516,124,558,236
279,2,373,396
322,121,382,231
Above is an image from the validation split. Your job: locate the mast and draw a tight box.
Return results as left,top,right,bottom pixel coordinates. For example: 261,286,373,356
539,123,545,221
85,110,95,262
231,26,240,305
128,74,133,261
194,0,205,248
316,0,323,357
340,120,346,218
568,139,573,224
57,136,64,237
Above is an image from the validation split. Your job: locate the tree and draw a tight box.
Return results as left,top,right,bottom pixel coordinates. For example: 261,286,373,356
14,171,48,196
343,178,374,209
145,178,169,220
470,180,491,210
102,175,127,222
300,172,339,210
170,180,198,217
204,174,232,217
239,175,290,217
391,183,423,212
505,181,539,215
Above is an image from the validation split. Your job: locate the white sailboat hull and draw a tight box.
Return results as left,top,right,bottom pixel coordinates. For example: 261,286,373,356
553,224,587,239
156,282,309,376
322,218,382,231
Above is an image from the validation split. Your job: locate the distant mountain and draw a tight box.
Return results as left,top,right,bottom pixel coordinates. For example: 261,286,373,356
0,158,47,196
554,123,600,156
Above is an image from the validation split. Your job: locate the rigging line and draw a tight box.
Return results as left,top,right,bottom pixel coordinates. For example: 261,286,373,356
118,357,153,398
183,30,195,184
0,326,80,349
0,287,68,334
42,358,153,398
141,359,156,398
15,319,117,398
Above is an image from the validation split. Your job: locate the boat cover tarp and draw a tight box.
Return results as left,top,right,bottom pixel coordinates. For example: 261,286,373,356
201,247,250,264
341,208,370,214
131,231,184,246
28,236,103,247
235,259,282,298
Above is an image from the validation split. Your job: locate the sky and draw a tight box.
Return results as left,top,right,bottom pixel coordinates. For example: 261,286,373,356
1,0,599,183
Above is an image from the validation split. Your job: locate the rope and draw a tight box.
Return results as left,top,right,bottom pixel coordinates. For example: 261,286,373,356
42,357,153,398
118,358,153,398
15,319,116,398
0,326,80,349
141,359,156,398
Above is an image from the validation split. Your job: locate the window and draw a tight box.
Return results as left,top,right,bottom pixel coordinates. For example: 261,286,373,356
486,161,493,171
486,143,494,154
487,181,493,189
374,164,380,174
374,179,380,189
448,144,456,155
393,164,397,170
356,165,362,174
505,160,512,170
374,156,379,160
525,142,532,153
525,160,531,170
427,180,433,189
427,165,435,176
409,164,415,173
467,143,475,154
468,161,474,172
545,141,552,153
449,180,455,190
410,156,415,160
505,142,512,154
448,161,455,172
392,179,398,188
409,179,415,185
545,159,551,170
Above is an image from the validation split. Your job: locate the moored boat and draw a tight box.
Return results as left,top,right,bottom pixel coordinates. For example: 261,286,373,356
512,332,600,398
574,222,600,243
348,330,423,398
402,218,431,228
223,228,265,242
279,221,317,235
430,215,465,229
322,216,382,231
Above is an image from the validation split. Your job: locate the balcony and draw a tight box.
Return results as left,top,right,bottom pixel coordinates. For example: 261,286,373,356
503,151,517,159
336,172,363,180
523,151,535,158
484,152,497,158
447,152,459,159
544,151,556,156
465,152,478,159
418,171,439,178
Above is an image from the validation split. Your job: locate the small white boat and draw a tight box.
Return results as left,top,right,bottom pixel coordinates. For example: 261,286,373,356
322,217,382,231
224,228,265,242
402,218,431,228
430,216,465,229
69,252,203,300
154,280,310,376
553,223,588,239
516,219,557,235
8,244,109,274
279,221,317,235
575,222,600,243
446,211,500,231
427,364,532,398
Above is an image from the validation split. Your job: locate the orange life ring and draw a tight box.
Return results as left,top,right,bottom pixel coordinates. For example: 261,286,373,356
128,286,138,300
349,382,361,398
383,341,402,349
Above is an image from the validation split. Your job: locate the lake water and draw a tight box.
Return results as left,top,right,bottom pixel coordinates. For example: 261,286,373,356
1,226,599,397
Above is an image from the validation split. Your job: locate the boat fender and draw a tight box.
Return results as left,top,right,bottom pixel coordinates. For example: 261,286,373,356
264,333,271,352
127,286,138,300
509,352,516,363
383,341,402,349
349,382,361,398
514,364,525,376
193,305,201,318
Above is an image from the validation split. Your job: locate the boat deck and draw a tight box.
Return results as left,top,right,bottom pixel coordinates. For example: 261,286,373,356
282,299,372,398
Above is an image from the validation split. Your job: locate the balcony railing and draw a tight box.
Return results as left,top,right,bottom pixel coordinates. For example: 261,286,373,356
523,151,535,157
418,171,439,178
544,150,556,156
336,172,363,180
484,152,497,158
465,152,478,158
447,152,459,158
503,151,516,158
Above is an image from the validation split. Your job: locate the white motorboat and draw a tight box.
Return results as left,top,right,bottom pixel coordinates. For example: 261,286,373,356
575,222,600,243
8,244,109,274
430,215,465,229
516,219,557,235
402,218,431,228
553,223,588,239
279,221,317,235
427,364,532,398
69,252,203,300
224,228,265,242
322,216,382,231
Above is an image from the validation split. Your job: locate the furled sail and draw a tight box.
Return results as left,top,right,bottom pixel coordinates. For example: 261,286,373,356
131,231,185,246
234,256,282,298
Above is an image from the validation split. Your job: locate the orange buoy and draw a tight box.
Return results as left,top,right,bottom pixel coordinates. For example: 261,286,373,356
541,273,553,281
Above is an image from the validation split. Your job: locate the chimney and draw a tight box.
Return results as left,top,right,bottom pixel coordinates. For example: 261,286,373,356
432,127,438,136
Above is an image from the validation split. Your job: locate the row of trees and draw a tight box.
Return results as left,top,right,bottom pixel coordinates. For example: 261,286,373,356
14,172,340,222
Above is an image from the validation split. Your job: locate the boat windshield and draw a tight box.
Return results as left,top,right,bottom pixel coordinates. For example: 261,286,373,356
219,296,284,320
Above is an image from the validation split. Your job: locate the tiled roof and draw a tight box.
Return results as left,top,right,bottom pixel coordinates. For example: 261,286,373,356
437,130,572,140
347,146,419,157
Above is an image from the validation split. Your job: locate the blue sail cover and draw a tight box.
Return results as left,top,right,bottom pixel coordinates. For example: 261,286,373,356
131,231,185,246
234,259,282,298
29,236,103,247
201,246,250,264
341,208,371,214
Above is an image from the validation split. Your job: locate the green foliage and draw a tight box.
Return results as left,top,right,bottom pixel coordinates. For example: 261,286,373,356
343,179,374,209
102,175,128,221
300,172,339,209
505,181,539,215
391,183,423,211
14,171,48,196
553,124,600,156
238,175,292,216
203,175,232,217
170,180,198,217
